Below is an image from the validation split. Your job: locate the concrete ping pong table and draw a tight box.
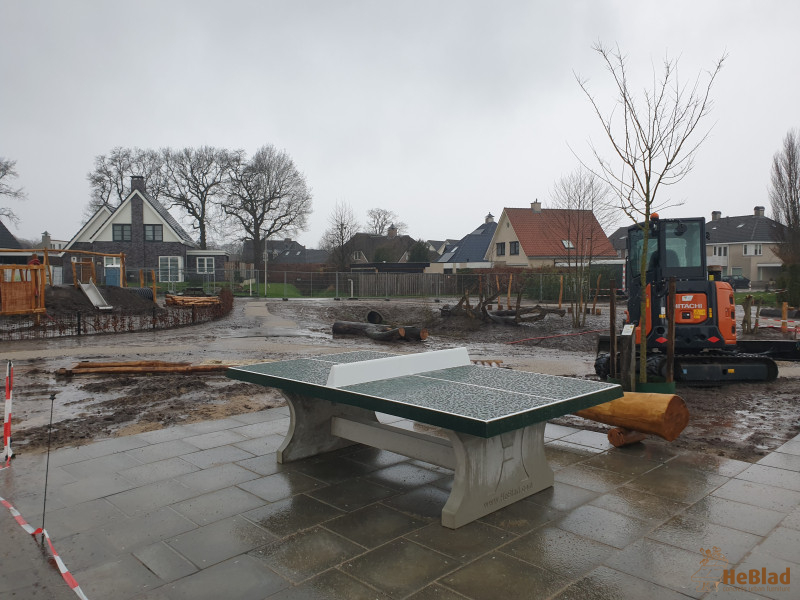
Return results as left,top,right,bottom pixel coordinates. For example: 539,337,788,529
227,348,622,528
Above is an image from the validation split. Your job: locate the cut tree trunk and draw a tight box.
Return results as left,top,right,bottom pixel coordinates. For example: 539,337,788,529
332,321,428,342
574,392,689,442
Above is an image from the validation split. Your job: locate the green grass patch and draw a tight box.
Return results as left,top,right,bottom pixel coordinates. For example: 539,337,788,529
734,290,777,306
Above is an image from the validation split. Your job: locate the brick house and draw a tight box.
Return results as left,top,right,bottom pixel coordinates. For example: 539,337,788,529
62,176,227,285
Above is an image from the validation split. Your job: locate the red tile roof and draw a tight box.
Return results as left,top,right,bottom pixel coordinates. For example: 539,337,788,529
505,208,617,258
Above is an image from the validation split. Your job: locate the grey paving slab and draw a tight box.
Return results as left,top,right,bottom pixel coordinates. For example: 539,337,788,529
57,472,137,505
712,478,800,513
171,486,266,526
230,408,290,424
233,434,286,456
48,530,121,571
647,513,761,563
288,454,386,485
607,440,679,463
75,553,164,600
118,456,200,486
363,462,447,491
242,494,346,538
604,538,707,599
580,451,662,477
624,463,730,504
560,429,616,451
134,425,205,444
588,486,688,525
733,547,798,600
756,526,800,563
231,418,291,438
36,497,126,538
134,541,198,582
683,495,786,536
250,526,364,583
504,525,618,579
265,568,391,600
236,452,292,476
527,480,601,512
125,439,204,463
545,439,605,469
552,565,692,600
667,450,751,477
557,504,652,549
406,584,471,600
160,554,289,600
544,422,582,439
306,477,398,511
167,515,277,567
554,463,634,493
406,520,515,562
96,506,197,553
324,503,427,549
341,538,459,598
237,471,326,502
181,429,249,450
175,462,261,494
181,445,255,468
775,439,800,456
477,496,563,535
177,417,247,434
60,452,143,478
345,446,411,468
442,551,572,600
107,479,198,515
782,507,800,531
382,484,451,521
735,463,800,492
757,450,800,472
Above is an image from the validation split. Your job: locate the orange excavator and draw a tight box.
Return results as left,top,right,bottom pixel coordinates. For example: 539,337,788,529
595,215,794,384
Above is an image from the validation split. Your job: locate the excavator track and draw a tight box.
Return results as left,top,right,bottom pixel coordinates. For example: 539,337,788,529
595,352,779,384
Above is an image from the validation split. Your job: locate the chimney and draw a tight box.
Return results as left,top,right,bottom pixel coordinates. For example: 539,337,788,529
531,199,542,213
485,213,494,223
754,206,765,217
41,231,51,249
130,175,146,194
387,223,397,239
711,211,721,221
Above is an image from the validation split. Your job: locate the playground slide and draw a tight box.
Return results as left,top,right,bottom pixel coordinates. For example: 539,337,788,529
79,281,113,311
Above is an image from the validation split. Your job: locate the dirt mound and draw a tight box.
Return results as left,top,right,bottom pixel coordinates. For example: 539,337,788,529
44,285,162,316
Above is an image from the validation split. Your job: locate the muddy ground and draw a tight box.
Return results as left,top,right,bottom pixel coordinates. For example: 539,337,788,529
3,292,799,462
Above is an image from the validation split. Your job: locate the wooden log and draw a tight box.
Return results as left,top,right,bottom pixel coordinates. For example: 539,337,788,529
574,392,689,442
58,364,230,376
608,427,647,447
365,327,403,341
399,326,428,341
70,360,191,369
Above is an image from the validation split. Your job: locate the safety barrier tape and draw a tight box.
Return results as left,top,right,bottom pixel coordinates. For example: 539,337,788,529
3,361,12,467
0,495,89,600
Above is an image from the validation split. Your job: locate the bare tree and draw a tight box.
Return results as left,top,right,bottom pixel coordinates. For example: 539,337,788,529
223,145,312,273
769,129,800,264
366,208,407,236
321,201,360,272
576,43,725,382
162,146,238,250
0,157,26,225
551,169,613,327
85,147,166,217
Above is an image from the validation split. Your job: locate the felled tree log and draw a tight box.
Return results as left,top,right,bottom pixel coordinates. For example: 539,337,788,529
487,305,567,325
574,392,689,442
332,321,427,341
57,362,230,376
607,427,647,447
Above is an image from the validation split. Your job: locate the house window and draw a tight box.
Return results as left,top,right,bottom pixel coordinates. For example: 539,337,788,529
113,224,131,242
510,241,519,255
144,224,163,242
496,242,506,256
158,256,183,282
104,257,120,268
562,240,574,249
712,245,728,257
197,257,214,274
743,244,762,256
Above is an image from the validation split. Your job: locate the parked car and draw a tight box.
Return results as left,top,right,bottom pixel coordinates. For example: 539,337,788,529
723,274,751,290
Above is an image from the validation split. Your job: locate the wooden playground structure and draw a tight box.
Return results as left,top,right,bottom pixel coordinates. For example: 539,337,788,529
0,248,127,316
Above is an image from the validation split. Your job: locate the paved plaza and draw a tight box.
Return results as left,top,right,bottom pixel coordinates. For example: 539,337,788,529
1,407,799,599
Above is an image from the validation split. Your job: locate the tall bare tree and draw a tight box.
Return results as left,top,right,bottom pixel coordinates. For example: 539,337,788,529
86,147,166,216
366,208,407,236
321,201,360,271
0,157,26,225
223,145,312,273
162,147,238,250
769,129,800,264
577,43,725,382
551,169,613,327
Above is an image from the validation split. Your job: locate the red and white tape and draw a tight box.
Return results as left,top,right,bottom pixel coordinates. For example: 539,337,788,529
0,495,89,600
3,360,12,467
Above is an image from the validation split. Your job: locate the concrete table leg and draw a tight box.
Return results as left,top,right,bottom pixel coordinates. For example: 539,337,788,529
441,421,553,529
277,392,379,463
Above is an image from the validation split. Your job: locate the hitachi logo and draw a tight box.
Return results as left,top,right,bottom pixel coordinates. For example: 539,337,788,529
677,303,703,309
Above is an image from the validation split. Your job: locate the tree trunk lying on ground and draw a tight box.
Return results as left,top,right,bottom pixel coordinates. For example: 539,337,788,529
574,392,689,446
486,306,567,325
332,321,428,341
56,360,230,377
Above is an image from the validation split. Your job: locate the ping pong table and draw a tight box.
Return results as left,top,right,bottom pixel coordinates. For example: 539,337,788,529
227,348,622,528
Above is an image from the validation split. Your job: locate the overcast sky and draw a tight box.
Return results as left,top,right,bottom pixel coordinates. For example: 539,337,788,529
2,1,798,249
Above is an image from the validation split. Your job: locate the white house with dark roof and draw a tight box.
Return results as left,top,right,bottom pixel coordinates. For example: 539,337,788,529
62,176,227,285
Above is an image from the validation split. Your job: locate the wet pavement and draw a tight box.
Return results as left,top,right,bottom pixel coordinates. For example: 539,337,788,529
1,410,798,600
